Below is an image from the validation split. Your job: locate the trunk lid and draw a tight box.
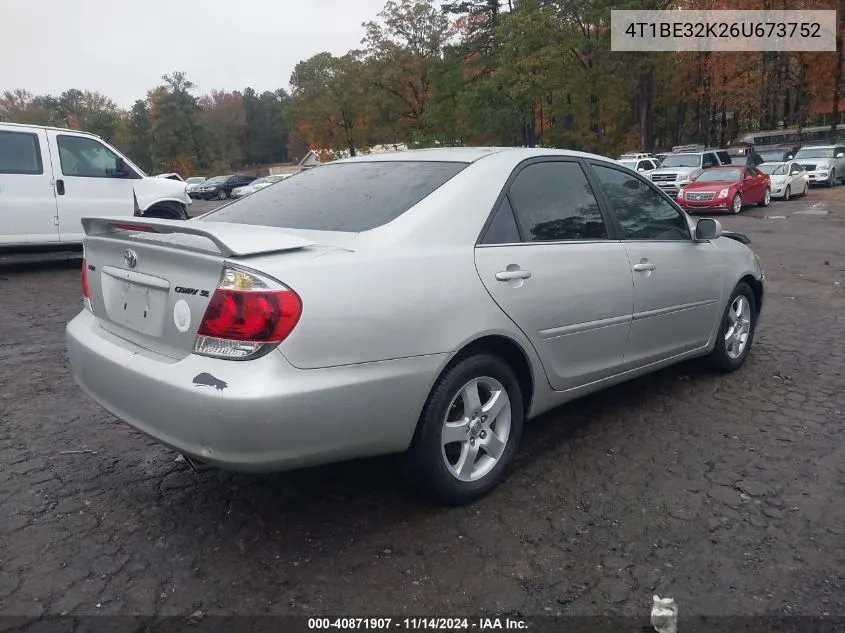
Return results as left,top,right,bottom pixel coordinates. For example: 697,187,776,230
80,216,318,359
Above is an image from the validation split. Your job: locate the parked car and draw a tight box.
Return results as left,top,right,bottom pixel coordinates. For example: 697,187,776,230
756,147,798,163
231,177,264,198
654,153,670,164
676,166,771,214
232,174,292,198
617,153,655,161
758,162,810,200
197,174,257,200
0,122,191,250
185,176,207,199
66,147,765,505
254,174,292,191
618,157,660,175
725,147,764,167
793,144,845,187
649,150,730,196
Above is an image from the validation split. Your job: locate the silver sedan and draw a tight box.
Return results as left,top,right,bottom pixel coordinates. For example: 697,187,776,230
66,148,765,505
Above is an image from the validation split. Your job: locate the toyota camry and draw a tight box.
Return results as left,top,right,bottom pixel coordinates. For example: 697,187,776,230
66,147,765,505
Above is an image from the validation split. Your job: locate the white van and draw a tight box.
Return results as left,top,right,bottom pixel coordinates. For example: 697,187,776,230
0,122,192,249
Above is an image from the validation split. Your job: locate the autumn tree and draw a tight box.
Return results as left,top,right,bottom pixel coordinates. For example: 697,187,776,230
289,52,366,156
361,0,454,143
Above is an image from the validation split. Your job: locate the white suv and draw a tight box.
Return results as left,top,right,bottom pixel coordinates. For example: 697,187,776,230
793,144,845,188
0,123,192,249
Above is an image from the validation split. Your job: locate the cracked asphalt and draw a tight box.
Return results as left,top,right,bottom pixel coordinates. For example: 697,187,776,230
1,190,843,620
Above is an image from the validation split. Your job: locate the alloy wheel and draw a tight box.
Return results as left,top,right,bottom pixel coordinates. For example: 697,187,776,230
725,295,752,360
441,376,512,482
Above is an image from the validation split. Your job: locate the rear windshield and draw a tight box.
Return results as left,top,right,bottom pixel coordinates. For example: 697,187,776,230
660,154,702,167
203,161,468,232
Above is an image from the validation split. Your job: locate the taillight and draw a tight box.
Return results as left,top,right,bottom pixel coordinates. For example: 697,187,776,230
108,221,157,233
194,266,302,360
81,257,92,311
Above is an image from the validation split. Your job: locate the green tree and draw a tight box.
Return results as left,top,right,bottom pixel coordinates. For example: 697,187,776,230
289,52,366,156
361,0,454,141
147,71,207,173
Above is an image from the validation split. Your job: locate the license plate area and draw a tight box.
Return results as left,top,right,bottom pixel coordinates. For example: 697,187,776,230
100,267,170,337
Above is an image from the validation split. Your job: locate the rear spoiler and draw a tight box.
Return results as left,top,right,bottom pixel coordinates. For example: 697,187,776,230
721,231,751,245
81,216,315,258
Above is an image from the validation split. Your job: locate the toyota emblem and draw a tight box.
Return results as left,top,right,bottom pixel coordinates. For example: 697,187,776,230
124,249,138,269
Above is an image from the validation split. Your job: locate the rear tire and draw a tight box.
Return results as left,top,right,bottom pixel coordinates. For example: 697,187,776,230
707,282,757,373
758,187,771,207
404,354,524,506
802,182,809,196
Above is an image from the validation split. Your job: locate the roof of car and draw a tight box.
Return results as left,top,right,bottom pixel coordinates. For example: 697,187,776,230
0,121,104,138
332,146,621,165
705,165,746,169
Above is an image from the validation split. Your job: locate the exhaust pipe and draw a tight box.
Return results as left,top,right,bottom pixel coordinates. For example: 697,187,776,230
178,453,214,473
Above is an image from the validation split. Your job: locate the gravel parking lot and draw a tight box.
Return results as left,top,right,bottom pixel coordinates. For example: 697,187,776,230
1,189,844,620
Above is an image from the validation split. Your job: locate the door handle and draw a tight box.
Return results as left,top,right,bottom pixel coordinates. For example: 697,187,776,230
496,269,532,281
56,179,65,195
633,261,656,272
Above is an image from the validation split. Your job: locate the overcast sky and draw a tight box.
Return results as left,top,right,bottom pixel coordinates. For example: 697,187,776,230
1,0,390,107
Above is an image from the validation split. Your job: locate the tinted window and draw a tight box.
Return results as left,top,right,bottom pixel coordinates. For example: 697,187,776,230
0,131,42,175
702,153,718,168
206,161,467,232
58,135,122,178
481,197,521,244
592,165,690,241
507,161,607,242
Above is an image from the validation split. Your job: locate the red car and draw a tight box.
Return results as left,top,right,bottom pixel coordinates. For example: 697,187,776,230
676,166,771,214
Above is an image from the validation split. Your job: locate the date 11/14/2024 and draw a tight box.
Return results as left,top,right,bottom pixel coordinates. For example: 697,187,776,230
307,618,528,630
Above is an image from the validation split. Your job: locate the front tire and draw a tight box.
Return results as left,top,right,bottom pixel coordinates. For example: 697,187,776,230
404,354,524,506
217,189,228,200
707,282,757,373
758,187,771,207
828,169,836,188
783,185,791,202
731,194,742,214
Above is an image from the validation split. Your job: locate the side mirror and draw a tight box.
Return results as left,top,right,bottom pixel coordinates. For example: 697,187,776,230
638,168,646,172
837,153,844,158
787,155,793,160
695,218,722,241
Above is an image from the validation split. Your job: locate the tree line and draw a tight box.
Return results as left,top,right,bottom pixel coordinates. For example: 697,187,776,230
2,0,842,175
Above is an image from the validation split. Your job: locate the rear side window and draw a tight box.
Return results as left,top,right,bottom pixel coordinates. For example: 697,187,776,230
0,130,43,175
205,161,468,232
481,197,521,244
507,161,607,242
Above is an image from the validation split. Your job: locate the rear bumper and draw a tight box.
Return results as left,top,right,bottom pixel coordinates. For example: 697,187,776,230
66,310,446,472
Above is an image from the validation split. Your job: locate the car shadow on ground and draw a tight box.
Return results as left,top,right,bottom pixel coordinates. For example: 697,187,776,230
110,358,709,528
0,253,82,273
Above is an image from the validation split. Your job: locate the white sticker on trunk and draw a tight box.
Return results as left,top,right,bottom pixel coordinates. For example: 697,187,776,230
173,299,191,333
